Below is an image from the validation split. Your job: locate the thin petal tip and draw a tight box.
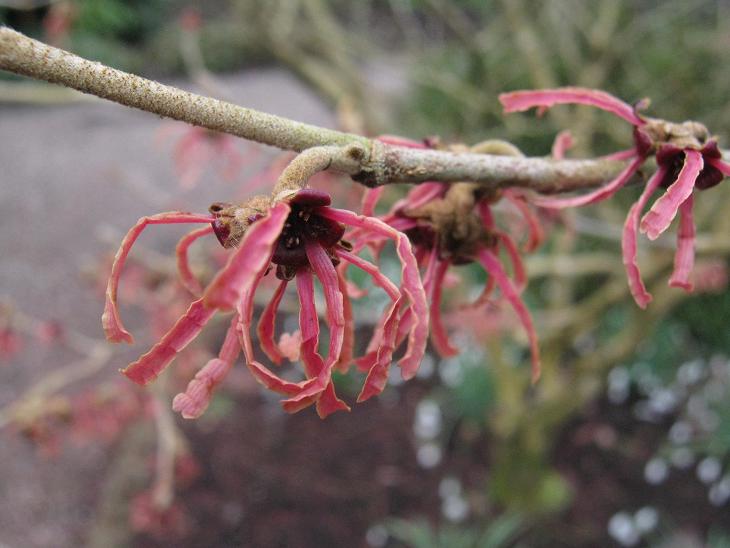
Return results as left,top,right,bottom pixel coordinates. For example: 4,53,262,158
104,329,133,344
668,279,694,292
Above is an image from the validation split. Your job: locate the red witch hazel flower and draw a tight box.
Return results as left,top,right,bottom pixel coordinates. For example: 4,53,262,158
157,124,250,189
360,137,542,382
500,87,730,308
103,189,427,418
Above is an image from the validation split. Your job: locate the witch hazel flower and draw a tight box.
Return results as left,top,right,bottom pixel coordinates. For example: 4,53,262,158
103,189,427,418
500,87,730,308
359,170,541,383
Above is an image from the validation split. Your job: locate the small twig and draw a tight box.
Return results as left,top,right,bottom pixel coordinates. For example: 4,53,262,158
0,343,112,429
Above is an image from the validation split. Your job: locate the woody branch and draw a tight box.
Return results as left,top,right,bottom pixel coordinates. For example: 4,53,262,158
0,26,640,192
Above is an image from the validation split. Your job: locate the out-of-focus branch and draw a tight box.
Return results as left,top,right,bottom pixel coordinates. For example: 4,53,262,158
0,80,89,103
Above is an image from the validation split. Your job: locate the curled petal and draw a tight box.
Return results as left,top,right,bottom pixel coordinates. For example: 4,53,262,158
316,382,351,419
465,276,496,309
499,87,644,126
503,189,545,252
318,208,428,380
497,232,527,293
103,212,214,343
551,130,574,160
640,150,703,240
622,166,667,308
295,268,325,378
532,156,644,209
238,282,316,397
477,249,541,383
426,253,459,358
336,248,402,401
361,187,385,217
376,135,429,149
122,298,216,385
305,241,345,365
278,241,347,412
172,315,241,419
668,195,695,291
256,279,289,364
603,148,641,161
204,202,289,310
478,200,496,230
336,266,355,371
176,225,214,296
397,182,446,212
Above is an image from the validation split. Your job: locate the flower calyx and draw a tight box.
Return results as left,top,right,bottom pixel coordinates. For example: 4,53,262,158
210,189,350,281
402,182,497,264
635,118,713,157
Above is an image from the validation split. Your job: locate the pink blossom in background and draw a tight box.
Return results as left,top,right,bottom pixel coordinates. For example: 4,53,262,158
129,491,190,540
0,327,22,361
157,124,255,190
500,87,730,307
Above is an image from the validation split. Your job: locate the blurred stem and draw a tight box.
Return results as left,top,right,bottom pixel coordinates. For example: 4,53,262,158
0,305,113,429
151,376,178,510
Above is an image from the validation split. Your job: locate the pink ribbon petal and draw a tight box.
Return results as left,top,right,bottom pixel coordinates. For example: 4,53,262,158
426,254,459,358
621,166,668,308
640,150,703,240
103,212,215,344
256,278,289,365
551,130,574,160
503,189,544,252
532,155,644,209
238,281,315,397
478,249,541,383
295,268,325,378
361,187,385,217
668,194,696,292
336,265,355,372
497,232,527,293
499,87,644,126
316,382,351,419
122,298,216,385
172,314,241,419
336,248,402,402
175,225,214,296
317,208,429,380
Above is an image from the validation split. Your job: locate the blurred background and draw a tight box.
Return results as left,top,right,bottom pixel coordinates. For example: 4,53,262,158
1,1,730,547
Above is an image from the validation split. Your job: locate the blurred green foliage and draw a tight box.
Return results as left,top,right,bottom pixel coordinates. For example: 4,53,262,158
386,514,522,548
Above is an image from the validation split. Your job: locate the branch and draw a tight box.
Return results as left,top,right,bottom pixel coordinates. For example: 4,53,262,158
1,26,629,192
0,27,367,152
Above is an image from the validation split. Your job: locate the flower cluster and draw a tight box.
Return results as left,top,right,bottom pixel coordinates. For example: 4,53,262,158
499,87,730,307
103,189,427,418
359,177,541,382
107,88,728,419
356,136,544,380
